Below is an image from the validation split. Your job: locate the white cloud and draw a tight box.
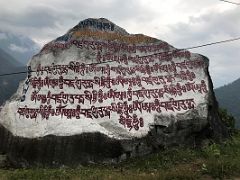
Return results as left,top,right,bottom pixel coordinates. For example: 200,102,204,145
156,6,240,88
9,44,28,53
0,33,7,40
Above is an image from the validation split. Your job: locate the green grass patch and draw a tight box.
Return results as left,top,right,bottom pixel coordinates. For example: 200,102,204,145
1,131,240,180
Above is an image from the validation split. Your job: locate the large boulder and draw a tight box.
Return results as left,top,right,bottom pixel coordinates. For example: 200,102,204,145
0,18,227,167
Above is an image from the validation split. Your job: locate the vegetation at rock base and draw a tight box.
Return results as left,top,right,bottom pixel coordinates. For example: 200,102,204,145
0,130,239,179
219,108,235,134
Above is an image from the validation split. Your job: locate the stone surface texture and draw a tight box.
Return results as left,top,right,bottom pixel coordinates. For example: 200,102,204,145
0,18,227,167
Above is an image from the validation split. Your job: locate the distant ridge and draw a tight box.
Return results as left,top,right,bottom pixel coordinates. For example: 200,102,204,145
0,48,21,70
215,78,240,128
0,31,40,65
0,48,26,105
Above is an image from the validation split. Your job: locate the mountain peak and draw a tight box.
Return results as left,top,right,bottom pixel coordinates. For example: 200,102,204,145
69,18,129,36
51,18,158,47
0,31,40,65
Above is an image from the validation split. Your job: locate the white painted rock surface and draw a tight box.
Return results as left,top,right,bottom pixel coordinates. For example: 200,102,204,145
0,18,227,167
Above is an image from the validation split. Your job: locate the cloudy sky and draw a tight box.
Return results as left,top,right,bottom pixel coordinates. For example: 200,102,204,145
0,0,239,88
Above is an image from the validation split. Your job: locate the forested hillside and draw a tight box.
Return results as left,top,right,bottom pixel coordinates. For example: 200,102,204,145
215,78,240,128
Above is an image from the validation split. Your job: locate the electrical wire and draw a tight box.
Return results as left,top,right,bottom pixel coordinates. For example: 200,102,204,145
181,37,240,50
219,0,240,5
0,36,240,77
0,71,31,77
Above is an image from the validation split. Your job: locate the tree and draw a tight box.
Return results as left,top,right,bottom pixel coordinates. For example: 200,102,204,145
219,108,235,134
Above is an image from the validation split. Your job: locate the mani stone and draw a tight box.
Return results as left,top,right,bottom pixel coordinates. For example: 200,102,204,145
0,18,228,167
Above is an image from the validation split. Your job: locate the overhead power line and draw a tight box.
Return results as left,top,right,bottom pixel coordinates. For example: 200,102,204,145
0,36,240,77
182,37,240,50
0,71,31,77
219,0,240,5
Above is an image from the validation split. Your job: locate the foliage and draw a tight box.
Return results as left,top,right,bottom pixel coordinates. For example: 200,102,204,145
219,108,235,133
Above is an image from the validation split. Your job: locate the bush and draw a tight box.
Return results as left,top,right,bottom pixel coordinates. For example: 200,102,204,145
219,108,235,133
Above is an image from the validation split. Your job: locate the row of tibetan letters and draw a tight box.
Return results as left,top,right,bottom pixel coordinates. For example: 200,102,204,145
36,59,204,76
96,51,190,64
41,39,170,54
119,114,144,131
29,72,196,90
77,19,115,31
30,81,208,105
18,98,195,120
72,30,156,44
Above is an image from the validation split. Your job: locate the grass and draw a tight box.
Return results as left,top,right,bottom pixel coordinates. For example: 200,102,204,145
1,131,240,180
